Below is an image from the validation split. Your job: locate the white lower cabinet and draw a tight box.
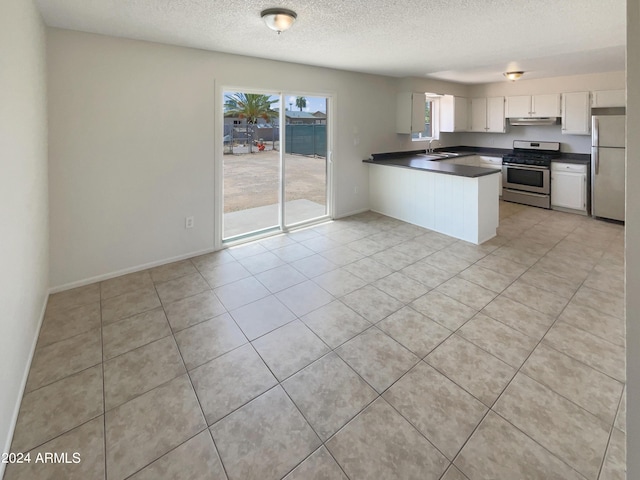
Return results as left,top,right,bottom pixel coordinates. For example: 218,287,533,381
551,163,588,213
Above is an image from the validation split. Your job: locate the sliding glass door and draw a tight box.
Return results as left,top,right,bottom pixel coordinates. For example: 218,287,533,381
222,90,330,241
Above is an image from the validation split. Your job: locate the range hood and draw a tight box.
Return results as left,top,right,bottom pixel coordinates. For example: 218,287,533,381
509,117,559,126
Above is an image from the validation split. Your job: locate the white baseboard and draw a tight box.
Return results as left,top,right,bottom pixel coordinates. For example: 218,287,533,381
49,247,219,294
1,293,48,479
334,207,370,219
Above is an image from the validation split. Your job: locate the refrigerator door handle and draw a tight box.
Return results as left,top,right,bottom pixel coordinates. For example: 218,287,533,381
592,146,599,175
592,117,599,147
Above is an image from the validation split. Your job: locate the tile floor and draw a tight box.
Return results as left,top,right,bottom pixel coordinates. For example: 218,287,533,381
5,201,626,480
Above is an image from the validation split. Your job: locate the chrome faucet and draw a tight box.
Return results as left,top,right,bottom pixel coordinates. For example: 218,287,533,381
428,139,434,153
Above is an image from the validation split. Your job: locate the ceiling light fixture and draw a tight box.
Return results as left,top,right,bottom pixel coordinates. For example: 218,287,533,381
261,8,297,34
504,71,525,81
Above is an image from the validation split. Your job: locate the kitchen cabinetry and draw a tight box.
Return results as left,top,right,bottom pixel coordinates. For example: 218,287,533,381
591,89,625,108
440,95,468,132
396,92,425,134
561,91,591,135
506,94,561,118
440,155,502,197
551,163,588,213
470,97,505,133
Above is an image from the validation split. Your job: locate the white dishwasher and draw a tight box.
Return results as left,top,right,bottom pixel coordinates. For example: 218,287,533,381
551,162,588,214
478,156,503,197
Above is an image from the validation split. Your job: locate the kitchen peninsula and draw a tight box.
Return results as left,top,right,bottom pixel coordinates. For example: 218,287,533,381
364,150,501,244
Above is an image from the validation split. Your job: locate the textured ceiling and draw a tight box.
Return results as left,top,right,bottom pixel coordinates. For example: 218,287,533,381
35,0,626,84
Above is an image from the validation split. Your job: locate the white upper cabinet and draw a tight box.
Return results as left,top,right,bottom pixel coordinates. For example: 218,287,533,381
506,94,561,118
396,92,425,134
440,95,469,132
470,97,505,133
561,91,591,135
591,89,626,108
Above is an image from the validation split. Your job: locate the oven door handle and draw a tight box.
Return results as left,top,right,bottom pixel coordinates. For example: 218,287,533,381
503,189,549,198
503,164,549,171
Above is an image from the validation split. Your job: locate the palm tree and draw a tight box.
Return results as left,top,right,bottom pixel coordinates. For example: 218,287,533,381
224,93,279,153
295,96,307,111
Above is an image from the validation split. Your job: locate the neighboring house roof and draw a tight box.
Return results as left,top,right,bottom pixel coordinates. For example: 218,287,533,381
285,111,319,119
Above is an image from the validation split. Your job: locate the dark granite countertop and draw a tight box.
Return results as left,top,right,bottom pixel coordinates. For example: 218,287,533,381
363,154,500,178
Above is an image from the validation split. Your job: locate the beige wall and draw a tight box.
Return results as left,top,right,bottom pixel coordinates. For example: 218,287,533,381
0,0,49,471
627,0,639,476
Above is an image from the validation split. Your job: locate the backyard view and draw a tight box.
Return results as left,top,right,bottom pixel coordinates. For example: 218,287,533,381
223,91,328,238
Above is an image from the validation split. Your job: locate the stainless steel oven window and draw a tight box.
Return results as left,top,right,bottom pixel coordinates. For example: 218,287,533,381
502,165,550,194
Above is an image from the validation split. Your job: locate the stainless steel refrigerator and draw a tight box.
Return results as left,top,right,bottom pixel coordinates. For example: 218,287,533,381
591,114,626,221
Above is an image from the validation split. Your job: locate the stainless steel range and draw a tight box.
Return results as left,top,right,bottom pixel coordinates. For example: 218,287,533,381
502,140,560,209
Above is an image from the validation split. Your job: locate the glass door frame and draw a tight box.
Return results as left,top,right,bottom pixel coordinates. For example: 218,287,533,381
214,85,334,249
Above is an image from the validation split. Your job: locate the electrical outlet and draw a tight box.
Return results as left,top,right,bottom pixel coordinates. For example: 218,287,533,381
185,216,194,229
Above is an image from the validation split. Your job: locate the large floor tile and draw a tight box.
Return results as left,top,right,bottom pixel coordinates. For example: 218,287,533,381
300,300,371,349
210,386,320,480
37,302,101,348
583,269,625,298
481,295,553,340
276,280,334,316
148,259,198,283
377,306,451,358
436,277,497,310
423,250,473,274
283,353,377,441
458,265,514,293
370,248,415,271
11,365,103,453
155,272,210,304
502,280,569,317
599,428,626,480
615,387,626,432
128,430,227,480
336,327,419,393
46,284,100,313
191,250,235,271
174,313,247,370
313,268,368,297
543,322,626,382
340,285,403,323
230,295,296,340
494,373,610,479
238,251,286,275
400,259,454,288
190,343,277,425
342,257,394,283
105,375,206,480
518,267,582,299
164,290,226,332
383,362,487,460
320,246,365,266
283,447,348,480
26,328,102,392
104,336,186,410
457,313,538,368
490,244,542,266
455,412,586,480
474,255,528,278
326,398,448,480
410,291,477,330
252,320,330,381
559,302,625,347
290,254,338,278
101,271,154,300
522,343,624,425
101,287,161,325
255,264,307,293
199,260,252,289
440,241,489,263
215,277,270,311
425,334,516,406
272,243,315,263
572,286,625,320
372,271,431,303
102,307,172,360
4,417,105,480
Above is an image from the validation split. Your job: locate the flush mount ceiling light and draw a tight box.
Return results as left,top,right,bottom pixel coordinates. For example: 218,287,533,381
504,71,525,81
261,8,297,34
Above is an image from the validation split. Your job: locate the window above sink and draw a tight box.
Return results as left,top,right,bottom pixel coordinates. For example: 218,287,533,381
412,94,441,142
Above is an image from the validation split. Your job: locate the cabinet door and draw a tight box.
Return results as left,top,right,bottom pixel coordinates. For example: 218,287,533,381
396,92,425,134
469,98,487,132
506,96,531,118
591,89,625,108
440,95,468,132
486,97,506,133
562,92,591,135
551,171,587,210
532,94,561,117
